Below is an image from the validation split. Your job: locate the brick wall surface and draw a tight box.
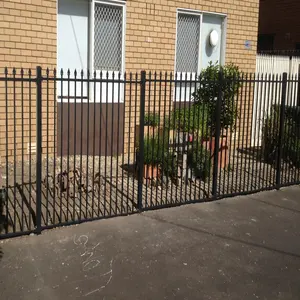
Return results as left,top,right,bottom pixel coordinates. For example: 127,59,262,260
0,0,57,70
0,0,57,161
259,0,300,50
124,0,259,154
125,0,259,74
0,0,259,161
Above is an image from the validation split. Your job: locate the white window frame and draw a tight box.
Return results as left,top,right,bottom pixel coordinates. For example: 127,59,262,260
90,0,126,75
174,9,203,77
174,9,227,75
174,9,227,102
56,0,126,103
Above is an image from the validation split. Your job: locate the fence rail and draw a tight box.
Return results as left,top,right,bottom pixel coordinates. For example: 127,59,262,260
0,67,300,239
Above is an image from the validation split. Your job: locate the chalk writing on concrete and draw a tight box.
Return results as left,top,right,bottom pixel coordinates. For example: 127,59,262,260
73,234,114,297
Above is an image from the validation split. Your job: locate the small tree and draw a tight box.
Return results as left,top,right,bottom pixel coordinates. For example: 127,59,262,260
262,104,300,167
144,112,160,127
192,62,242,135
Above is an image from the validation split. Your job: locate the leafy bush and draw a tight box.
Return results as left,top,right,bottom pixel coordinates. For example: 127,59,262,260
144,112,160,127
137,131,179,179
192,62,241,134
161,149,178,179
187,142,211,180
165,104,209,137
262,105,280,163
0,189,7,233
142,134,169,166
262,104,300,167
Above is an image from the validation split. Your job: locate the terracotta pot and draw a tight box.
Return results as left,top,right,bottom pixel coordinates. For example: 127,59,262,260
202,136,229,169
143,164,161,184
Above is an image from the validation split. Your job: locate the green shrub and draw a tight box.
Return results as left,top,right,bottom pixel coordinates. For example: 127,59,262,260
0,189,7,233
187,142,212,180
192,62,241,134
262,105,280,163
142,135,169,166
165,104,209,137
144,112,160,127
138,131,179,179
262,104,300,167
161,149,178,179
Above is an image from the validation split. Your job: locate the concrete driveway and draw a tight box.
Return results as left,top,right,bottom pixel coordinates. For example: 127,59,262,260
1,186,300,300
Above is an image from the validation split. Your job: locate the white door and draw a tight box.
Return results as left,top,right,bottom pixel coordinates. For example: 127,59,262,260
175,12,202,102
57,0,89,102
201,14,224,69
91,1,125,103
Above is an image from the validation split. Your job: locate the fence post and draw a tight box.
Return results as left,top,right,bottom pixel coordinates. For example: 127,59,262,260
276,72,288,189
212,71,223,198
35,66,42,234
137,70,146,210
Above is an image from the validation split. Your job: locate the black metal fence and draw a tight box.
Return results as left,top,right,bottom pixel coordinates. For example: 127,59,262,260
0,67,299,239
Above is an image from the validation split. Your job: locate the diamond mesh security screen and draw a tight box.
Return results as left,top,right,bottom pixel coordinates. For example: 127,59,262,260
94,3,123,71
176,13,200,73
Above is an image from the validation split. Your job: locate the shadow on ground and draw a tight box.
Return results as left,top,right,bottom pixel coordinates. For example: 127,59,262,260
250,197,300,214
238,146,265,162
120,164,137,177
142,212,300,259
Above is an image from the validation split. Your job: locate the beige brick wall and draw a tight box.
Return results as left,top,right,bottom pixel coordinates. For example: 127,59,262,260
0,0,57,70
0,0,259,72
124,0,260,154
125,0,259,73
0,0,259,161
0,0,57,161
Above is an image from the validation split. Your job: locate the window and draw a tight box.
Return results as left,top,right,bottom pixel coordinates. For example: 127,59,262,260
176,13,201,73
57,0,126,102
91,0,126,103
94,3,124,72
175,10,226,101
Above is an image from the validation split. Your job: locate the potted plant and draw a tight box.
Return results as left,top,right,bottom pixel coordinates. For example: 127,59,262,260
135,112,162,145
137,135,169,184
165,104,208,148
187,141,212,181
192,62,241,168
144,112,160,128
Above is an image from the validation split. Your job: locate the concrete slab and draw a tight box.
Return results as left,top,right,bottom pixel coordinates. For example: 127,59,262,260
1,186,300,300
